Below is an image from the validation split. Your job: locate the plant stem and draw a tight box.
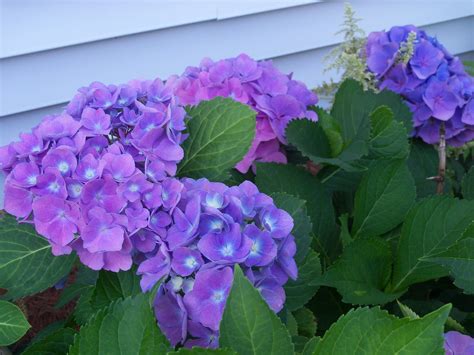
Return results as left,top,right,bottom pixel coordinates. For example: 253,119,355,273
436,123,446,195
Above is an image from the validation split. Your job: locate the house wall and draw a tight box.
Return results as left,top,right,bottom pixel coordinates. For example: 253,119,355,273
1,0,473,146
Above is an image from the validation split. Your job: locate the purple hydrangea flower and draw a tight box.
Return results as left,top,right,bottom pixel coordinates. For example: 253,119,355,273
410,40,444,80
80,107,111,135
32,195,81,255
173,53,318,173
183,266,233,331
444,331,474,355
137,245,171,292
185,321,219,349
81,207,126,253
171,247,204,276
140,178,297,347
1,57,299,348
154,284,188,346
243,224,277,267
0,75,188,272
366,25,474,145
198,223,252,264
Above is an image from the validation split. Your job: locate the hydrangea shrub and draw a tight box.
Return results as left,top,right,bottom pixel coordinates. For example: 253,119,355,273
0,55,304,350
1,38,473,354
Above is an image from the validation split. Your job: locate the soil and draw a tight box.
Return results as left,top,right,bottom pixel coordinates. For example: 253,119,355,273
8,270,77,352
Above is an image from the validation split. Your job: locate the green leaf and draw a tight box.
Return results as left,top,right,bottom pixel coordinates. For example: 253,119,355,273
330,80,372,160
301,336,320,355
293,307,317,338
22,328,76,355
332,78,413,132
0,300,30,346
271,193,312,263
462,166,474,200
307,287,352,334
314,304,451,354
352,159,416,237
338,214,352,248
293,335,311,353
73,287,95,325
56,264,98,308
168,348,237,354
255,163,337,261
219,265,294,355
369,106,409,159
285,250,322,311
424,237,474,294
319,237,402,305
178,97,256,181
27,320,66,345
397,301,420,319
463,60,474,76
391,196,474,292
69,293,169,355
446,316,467,333
0,214,75,300
407,141,440,198
285,310,298,336
315,107,344,156
91,268,141,310
286,119,366,172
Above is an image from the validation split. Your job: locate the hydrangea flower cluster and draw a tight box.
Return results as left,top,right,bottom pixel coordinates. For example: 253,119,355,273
365,25,474,145
172,53,318,172
135,178,297,348
0,79,188,271
0,56,300,348
444,331,474,354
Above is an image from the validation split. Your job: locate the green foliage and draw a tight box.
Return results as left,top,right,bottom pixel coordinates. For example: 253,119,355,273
319,237,402,305
72,268,141,325
462,166,474,199
0,300,30,346
293,307,317,338
168,348,236,354
301,337,320,355
463,60,474,76
22,328,76,355
315,107,344,156
91,268,142,310
330,80,372,162
69,293,169,354
323,3,376,91
407,141,440,197
391,196,474,292
397,301,420,319
0,214,75,300
255,163,337,262
425,237,474,294
369,106,409,159
271,193,312,264
314,304,451,354
56,264,98,308
73,287,96,325
352,159,416,237
301,80,412,180
219,266,294,355
178,97,256,181
284,250,322,311
286,119,364,172
338,214,352,248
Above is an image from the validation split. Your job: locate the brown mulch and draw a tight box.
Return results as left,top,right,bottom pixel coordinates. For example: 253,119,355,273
8,270,78,352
